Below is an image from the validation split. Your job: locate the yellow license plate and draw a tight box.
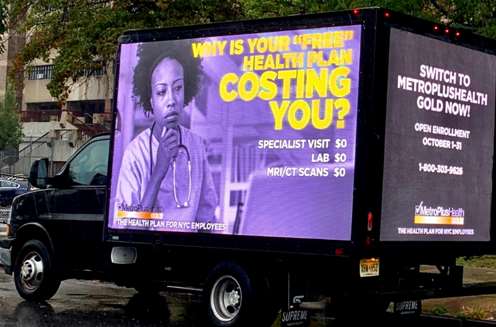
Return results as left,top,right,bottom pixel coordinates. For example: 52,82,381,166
359,258,380,277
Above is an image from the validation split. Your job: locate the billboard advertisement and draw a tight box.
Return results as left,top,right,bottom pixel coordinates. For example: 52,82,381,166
108,25,361,240
381,28,496,241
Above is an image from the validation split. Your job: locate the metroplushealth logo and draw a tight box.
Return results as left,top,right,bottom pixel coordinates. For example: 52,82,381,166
414,201,464,225
397,201,474,236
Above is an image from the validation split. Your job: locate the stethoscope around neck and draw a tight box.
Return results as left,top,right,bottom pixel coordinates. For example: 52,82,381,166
149,123,192,208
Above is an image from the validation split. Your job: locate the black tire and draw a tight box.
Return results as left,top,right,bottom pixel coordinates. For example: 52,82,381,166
125,292,170,323
331,295,389,324
13,240,61,301
134,281,161,295
204,262,278,327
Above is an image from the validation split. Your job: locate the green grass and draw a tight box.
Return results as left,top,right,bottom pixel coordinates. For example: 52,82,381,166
455,305,493,320
456,255,496,269
429,305,449,316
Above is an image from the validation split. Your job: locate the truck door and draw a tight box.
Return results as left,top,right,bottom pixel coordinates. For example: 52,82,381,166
49,136,109,271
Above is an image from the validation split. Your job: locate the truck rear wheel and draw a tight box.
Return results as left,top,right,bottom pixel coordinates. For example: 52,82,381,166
204,262,277,327
13,240,61,301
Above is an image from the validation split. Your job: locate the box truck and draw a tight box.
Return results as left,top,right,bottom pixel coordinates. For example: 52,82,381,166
1,7,496,326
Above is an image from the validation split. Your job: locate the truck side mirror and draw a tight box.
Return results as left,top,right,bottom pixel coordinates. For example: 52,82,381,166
29,158,49,189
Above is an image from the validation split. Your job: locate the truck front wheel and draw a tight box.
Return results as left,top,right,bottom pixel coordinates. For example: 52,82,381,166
13,240,61,301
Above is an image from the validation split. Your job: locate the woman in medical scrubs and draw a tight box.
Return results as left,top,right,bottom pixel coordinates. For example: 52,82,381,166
115,41,219,232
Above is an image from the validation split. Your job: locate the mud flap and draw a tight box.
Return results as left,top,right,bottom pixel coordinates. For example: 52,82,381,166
389,300,422,316
280,308,310,327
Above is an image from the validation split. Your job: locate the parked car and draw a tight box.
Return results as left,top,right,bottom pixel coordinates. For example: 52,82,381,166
0,178,29,207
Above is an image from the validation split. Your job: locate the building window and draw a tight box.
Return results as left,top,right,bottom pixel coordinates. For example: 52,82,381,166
27,65,53,80
78,65,107,77
27,64,106,81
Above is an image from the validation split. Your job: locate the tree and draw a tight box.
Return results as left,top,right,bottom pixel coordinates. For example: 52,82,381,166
6,0,245,105
5,0,495,104
0,87,22,151
0,0,7,53
241,0,354,17
242,0,496,38
356,0,496,38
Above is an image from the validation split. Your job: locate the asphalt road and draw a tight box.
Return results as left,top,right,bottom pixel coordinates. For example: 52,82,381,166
0,272,332,327
0,273,203,327
2,266,496,326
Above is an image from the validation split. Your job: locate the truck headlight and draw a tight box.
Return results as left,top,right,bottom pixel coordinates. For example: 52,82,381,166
0,206,11,236
0,223,10,237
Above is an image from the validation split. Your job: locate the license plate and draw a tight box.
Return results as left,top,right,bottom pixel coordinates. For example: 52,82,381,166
359,258,380,277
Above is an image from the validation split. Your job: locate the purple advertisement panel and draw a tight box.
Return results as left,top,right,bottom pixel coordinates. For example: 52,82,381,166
108,25,361,240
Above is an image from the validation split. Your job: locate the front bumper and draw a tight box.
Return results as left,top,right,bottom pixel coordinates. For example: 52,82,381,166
0,237,13,274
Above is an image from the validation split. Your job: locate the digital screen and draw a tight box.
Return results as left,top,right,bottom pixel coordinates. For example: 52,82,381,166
381,28,496,241
108,25,361,240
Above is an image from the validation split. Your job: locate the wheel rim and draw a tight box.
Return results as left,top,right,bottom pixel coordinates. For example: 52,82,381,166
210,275,242,322
19,251,44,291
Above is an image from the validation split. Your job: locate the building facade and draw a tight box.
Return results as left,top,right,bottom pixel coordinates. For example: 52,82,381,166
0,34,113,176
